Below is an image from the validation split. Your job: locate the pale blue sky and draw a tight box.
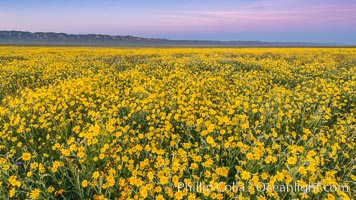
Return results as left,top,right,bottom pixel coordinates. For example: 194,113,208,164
1,0,355,43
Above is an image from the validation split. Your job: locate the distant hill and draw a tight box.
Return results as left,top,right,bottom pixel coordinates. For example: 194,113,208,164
0,30,348,46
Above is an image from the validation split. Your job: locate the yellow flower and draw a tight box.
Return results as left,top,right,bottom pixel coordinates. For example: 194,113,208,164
21,152,31,161
216,167,229,177
206,136,215,146
99,153,105,159
30,162,38,169
257,195,266,200
261,173,269,180
190,163,198,170
155,186,162,193
29,188,40,199
106,176,115,187
8,176,18,187
287,157,297,165
160,176,169,185
298,166,307,175
9,187,15,197
175,190,184,200
246,153,254,160
47,186,55,193
156,194,165,200
187,193,197,200
82,180,88,187
77,151,85,158
241,170,251,180
134,178,143,186
92,171,100,179
39,164,46,173
139,187,148,198
325,194,335,200
147,171,154,180
61,148,70,156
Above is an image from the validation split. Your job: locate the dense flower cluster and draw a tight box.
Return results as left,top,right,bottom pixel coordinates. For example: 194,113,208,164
0,47,355,199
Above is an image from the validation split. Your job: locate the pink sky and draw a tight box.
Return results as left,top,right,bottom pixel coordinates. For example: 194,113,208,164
0,0,355,43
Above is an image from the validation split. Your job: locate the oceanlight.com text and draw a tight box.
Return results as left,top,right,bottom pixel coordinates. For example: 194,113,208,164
177,181,349,194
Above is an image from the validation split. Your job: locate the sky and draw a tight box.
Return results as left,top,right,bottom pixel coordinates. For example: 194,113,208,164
1,0,356,44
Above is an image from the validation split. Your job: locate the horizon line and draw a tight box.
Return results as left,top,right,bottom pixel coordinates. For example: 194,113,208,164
0,30,354,46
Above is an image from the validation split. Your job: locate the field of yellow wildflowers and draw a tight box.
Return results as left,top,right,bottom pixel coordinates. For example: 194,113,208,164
0,47,355,199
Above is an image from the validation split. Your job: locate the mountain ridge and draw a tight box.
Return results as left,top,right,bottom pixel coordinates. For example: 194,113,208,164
0,30,350,46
